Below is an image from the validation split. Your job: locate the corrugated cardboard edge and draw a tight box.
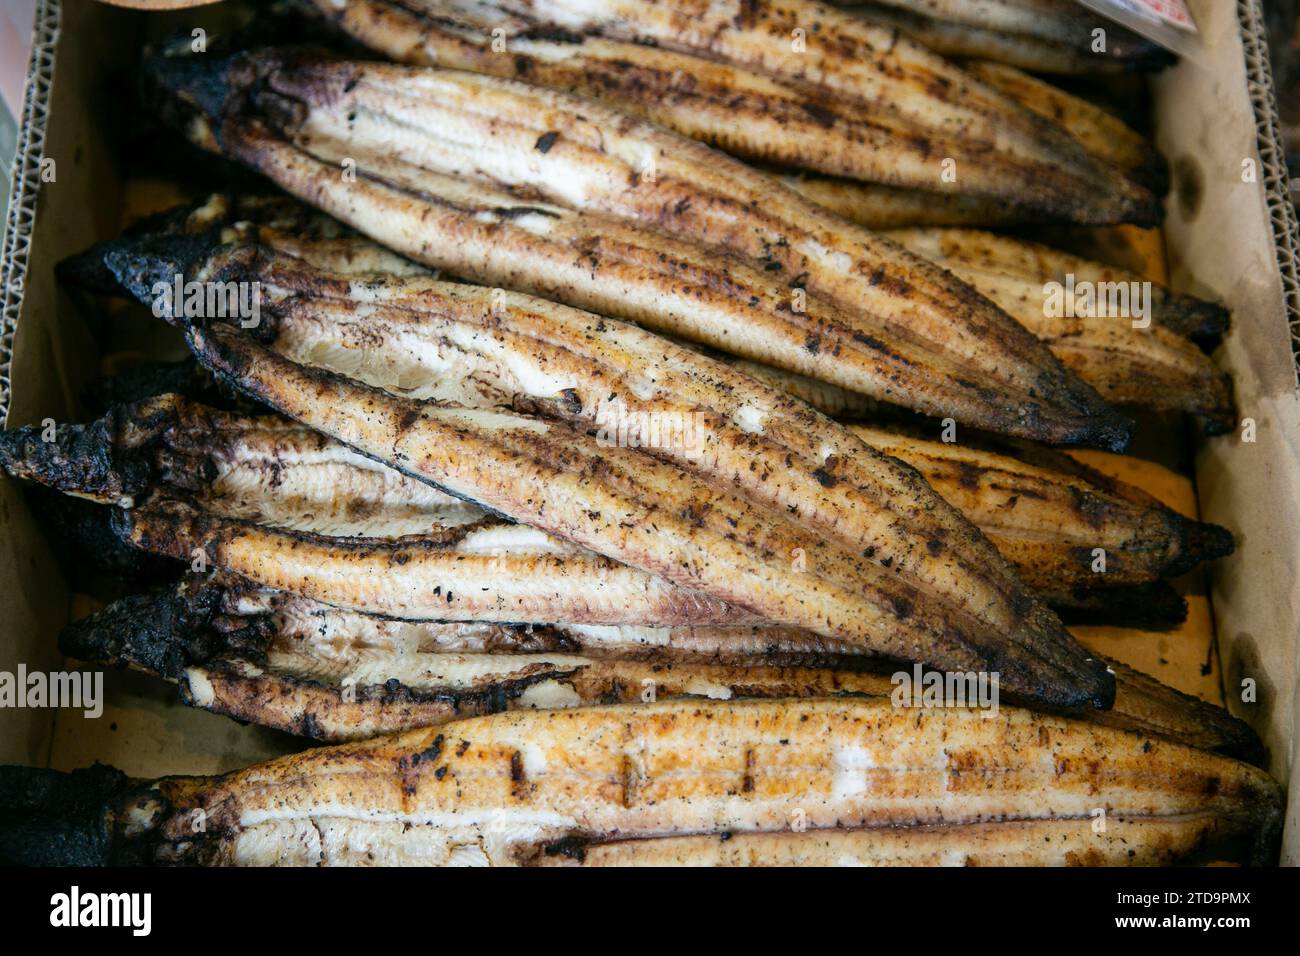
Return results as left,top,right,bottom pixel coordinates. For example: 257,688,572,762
1237,0,1300,863
1232,0,1300,865
0,0,59,427
1238,0,1300,380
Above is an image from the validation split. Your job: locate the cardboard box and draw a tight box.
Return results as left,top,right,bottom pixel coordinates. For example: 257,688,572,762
1,0,1296,861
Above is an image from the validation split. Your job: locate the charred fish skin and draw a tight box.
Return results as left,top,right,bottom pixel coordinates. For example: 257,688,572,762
1041,581,1188,633
143,48,1136,452
61,190,431,297
62,573,1264,760
0,698,1281,866
0,765,136,867
0,391,233,511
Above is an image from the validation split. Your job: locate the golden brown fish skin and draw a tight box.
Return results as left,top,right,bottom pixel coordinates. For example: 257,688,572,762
880,228,1236,431
961,60,1167,191
882,227,1231,340
177,322,1114,708
305,0,1152,218
149,49,1135,450
848,424,1234,590
780,173,1035,229
63,573,1261,759
73,697,1282,866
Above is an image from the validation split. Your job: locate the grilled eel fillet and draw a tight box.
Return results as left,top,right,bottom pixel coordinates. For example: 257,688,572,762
959,60,1167,192
61,573,1264,761
847,424,1232,592
147,48,1135,450
371,0,1155,216
75,200,1223,431
304,0,1156,223
881,230,1233,431
881,228,1233,431
0,699,1280,866
780,59,1167,226
883,227,1231,341
2,298,1117,712
838,1,1175,74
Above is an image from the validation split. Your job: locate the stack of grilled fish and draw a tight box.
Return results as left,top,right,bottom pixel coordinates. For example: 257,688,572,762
0,0,1282,866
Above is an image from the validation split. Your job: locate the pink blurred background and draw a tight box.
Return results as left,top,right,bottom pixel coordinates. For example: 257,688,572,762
1,0,36,119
